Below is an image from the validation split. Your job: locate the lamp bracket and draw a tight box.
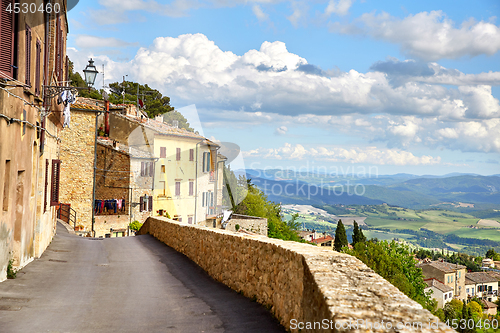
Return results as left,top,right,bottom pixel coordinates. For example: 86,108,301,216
43,85,91,99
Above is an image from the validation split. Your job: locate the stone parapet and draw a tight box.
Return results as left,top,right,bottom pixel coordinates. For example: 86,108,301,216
138,217,454,332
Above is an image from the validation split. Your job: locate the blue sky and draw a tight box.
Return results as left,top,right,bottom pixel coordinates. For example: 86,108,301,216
67,0,500,176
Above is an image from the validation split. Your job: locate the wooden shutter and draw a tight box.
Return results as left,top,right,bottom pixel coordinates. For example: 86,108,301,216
189,181,194,196
149,162,154,177
148,196,153,211
56,15,61,83
35,40,41,95
189,149,194,161
25,24,31,86
140,162,145,176
0,0,14,77
206,152,210,172
202,152,206,172
160,147,166,158
176,148,181,161
175,182,180,196
50,160,61,206
44,159,49,212
139,196,144,211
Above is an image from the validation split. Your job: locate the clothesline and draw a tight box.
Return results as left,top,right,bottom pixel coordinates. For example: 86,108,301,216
94,199,126,214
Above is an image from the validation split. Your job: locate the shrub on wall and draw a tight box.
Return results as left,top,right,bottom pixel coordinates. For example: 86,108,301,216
129,221,143,231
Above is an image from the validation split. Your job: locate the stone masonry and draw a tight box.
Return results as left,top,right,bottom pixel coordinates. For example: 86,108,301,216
139,217,455,333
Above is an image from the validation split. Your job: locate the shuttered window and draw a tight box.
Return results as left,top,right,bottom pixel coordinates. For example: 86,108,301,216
44,159,49,212
0,0,14,77
56,15,63,83
189,149,194,161
25,24,32,86
50,160,61,206
35,39,41,95
160,147,166,158
189,181,194,196
149,162,154,176
139,196,144,211
148,196,153,211
176,148,181,161
175,181,180,196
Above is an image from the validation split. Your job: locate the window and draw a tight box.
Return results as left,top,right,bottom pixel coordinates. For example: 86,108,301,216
189,181,194,196
0,0,15,77
466,288,469,294
22,109,26,135
161,165,165,173
188,217,193,224
175,181,180,196
25,24,31,86
141,162,154,176
160,147,166,158
458,271,461,278
35,40,41,95
50,160,61,206
447,276,450,283
444,294,447,300
2,160,10,211
189,149,194,161
139,195,153,212
55,14,64,83
451,276,453,283
176,148,181,161
202,152,211,172
159,181,166,196
44,159,48,212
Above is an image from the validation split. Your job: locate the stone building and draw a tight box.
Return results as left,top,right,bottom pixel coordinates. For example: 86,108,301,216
0,0,68,281
419,261,467,300
93,138,154,237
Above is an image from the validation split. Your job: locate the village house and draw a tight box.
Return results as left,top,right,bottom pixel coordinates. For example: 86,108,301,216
311,235,334,249
0,0,69,281
418,261,467,300
481,300,498,316
424,278,454,308
465,272,499,303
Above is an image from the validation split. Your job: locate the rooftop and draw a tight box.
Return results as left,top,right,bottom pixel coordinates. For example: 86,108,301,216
419,261,466,273
466,272,499,284
311,235,333,245
70,103,101,111
424,279,453,293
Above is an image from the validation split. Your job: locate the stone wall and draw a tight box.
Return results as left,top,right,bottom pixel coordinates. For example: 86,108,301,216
139,217,454,332
59,110,97,232
224,214,268,236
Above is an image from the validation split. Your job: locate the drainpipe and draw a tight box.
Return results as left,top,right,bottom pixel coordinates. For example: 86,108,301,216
194,139,204,224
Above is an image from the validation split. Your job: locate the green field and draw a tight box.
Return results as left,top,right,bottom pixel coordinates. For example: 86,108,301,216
448,228,500,242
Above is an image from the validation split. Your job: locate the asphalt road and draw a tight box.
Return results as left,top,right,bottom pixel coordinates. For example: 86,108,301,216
0,222,285,333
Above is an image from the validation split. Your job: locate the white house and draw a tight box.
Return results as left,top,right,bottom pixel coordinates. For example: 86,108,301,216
424,278,454,308
466,272,499,303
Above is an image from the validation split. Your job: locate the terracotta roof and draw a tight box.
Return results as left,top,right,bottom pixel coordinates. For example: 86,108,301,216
114,113,207,141
466,272,499,284
465,277,475,286
70,103,101,111
487,271,500,281
311,235,333,244
424,279,453,293
419,261,466,273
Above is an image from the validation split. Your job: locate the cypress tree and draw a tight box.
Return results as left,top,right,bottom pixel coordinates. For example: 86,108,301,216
334,219,348,251
352,221,366,245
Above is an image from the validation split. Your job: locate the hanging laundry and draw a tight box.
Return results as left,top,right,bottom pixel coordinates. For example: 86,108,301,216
60,90,76,128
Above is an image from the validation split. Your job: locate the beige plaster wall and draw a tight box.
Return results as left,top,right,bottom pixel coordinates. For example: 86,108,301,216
139,217,454,333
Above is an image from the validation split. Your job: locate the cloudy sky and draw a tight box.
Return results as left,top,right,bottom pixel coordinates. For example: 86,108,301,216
67,0,500,176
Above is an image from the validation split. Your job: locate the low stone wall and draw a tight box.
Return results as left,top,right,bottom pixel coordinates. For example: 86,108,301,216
138,217,454,332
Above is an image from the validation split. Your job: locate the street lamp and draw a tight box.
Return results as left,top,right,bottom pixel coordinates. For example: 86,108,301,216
83,59,99,88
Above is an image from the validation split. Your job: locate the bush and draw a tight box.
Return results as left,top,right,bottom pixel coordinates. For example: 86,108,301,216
129,221,143,231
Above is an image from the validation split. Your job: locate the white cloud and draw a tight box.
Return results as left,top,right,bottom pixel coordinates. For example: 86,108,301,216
287,1,306,27
243,143,441,165
325,0,353,17
275,126,288,135
69,34,500,154
252,5,269,21
330,10,500,61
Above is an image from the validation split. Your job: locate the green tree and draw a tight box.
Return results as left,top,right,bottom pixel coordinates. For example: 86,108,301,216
231,176,301,241
334,220,348,251
108,81,174,118
352,221,366,246
68,59,104,100
486,249,497,259
444,299,463,322
346,241,432,310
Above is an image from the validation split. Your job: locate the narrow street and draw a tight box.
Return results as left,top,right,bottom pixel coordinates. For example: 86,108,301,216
0,223,285,333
